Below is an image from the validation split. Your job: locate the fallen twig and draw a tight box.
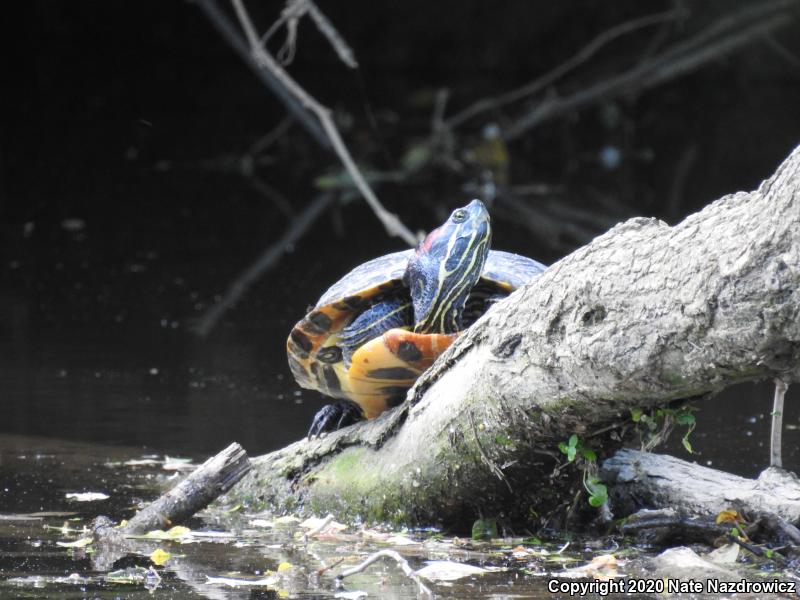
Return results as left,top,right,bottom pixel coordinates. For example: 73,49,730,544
192,193,335,337
337,549,433,597
727,534,787,564
122,442,250,534
230,0,417,246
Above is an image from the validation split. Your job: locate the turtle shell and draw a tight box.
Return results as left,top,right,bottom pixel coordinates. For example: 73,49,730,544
287,249,546,418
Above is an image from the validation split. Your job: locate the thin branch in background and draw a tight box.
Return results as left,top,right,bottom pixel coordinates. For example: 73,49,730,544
336,550,433,597
494,193,601,252
195,0,330,151
275,1,301,64
445,7,687,130
770,379,788,468
248,175,295,218
503,0,796,140
192,193,335,337
763,33,800,67
248,116,294,157
230,0,418,246
303,0,358,68
431,88,450,134
260,0,357,68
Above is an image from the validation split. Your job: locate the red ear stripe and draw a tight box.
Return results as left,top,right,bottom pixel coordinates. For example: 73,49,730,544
417,224,445,254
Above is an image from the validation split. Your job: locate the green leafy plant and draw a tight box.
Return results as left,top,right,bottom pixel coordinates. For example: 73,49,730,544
558,434,596,463
558,434,606,507
471,517,498,540
630,405,697,453
583,472,608,507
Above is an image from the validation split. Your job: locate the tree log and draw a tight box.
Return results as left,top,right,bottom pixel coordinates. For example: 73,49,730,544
602,449,800,523
229,144,800,529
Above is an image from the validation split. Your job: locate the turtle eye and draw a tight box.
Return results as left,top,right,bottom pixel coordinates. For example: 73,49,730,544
452,209,468,223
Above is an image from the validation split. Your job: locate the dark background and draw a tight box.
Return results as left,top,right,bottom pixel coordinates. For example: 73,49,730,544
1,0,799,474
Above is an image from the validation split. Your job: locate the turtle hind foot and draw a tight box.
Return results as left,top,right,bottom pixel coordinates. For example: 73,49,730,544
308,400,365,438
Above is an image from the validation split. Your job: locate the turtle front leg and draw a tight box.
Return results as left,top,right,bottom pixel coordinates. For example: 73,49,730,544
308,399,365,438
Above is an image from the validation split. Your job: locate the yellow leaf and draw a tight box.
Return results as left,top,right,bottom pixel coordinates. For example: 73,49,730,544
166,525,191,538
277,562,293,573
716,509,742,524
145,525,191,540
57,537,93,548
150,548,171,565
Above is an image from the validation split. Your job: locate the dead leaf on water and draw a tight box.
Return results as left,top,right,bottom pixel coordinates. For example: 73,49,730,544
65,492,109,502
249,519,274,528
334,591,368,599
205,574,278,587
415,560,496,581
555,554,619,580
56,537,93,548
144,525,191,540
706,543,739,565
162,456,195,471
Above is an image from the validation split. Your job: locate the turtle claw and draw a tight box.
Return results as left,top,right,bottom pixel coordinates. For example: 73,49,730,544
308,400,365,438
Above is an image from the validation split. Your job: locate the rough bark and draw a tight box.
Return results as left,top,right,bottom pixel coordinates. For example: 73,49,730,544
602,449,800,523
229,144,800,528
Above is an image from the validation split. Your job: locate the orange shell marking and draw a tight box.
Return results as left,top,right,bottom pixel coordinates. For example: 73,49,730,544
346,329,458,418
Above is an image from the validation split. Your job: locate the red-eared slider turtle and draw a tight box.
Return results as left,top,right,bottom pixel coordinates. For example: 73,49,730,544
287,199,546,435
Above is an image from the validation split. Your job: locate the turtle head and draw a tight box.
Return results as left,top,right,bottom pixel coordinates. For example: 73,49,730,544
404,199,491,334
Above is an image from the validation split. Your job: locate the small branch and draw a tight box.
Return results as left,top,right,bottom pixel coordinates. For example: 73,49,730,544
764,33,800,67
194,0,330,150
304,0,358,68
445,7,686,129
337,550,433,597
726,534,787,564
192,193,335,337
248,116,294,157
770,379,788,468
230,0,416,246
469,410,512,493
248,175,295,218
431,88,450,134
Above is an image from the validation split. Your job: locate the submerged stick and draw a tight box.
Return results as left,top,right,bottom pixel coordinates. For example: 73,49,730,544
337,549,433,597
122,442,251,534
192,193,334,337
